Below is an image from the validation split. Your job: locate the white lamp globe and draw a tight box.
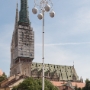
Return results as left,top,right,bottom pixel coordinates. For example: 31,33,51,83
45,4,50,12
37,13,43,20
32,7,38,14
50,11,55,18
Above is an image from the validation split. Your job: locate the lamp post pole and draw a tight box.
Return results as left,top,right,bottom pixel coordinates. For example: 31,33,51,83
42,10,44,90
32,1,55,90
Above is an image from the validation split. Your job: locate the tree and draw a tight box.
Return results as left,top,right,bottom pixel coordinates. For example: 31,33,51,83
78,88,82,90
82,79,90,90
12,77,58,90
75,85,78,90
0,72,7,82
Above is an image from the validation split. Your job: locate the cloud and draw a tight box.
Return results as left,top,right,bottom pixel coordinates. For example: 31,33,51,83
36,42,90,46
0,24,13,59
53,3,90,37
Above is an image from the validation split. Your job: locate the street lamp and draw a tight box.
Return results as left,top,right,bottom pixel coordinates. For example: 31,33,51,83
32,0,55,90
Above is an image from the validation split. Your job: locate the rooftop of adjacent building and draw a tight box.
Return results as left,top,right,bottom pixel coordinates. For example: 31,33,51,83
0,69,3,76
51,81,85,88
0,74,85,89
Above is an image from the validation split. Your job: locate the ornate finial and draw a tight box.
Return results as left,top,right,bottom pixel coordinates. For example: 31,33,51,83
18,0,30,26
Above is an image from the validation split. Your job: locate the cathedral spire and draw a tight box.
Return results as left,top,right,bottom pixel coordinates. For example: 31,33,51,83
15,3,18,28
18,0,30,26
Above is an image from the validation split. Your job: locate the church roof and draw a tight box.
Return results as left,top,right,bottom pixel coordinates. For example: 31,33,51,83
31,62,79,81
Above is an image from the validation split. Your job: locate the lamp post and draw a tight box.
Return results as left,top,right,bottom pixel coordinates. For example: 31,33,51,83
32,0,55,90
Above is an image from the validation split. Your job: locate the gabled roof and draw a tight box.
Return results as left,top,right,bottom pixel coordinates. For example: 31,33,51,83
0,74,28,88
31,62,79,81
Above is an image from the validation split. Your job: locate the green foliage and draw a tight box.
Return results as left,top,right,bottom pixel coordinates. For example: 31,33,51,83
82,79,90,90
0,72,7,82
75,85,82,90
85,79,89,83
75,86,78,90
12,86,18,90
75,87,82,90
12,77,58,90
78,88,82,90
75,79,90,90
0,76,5,82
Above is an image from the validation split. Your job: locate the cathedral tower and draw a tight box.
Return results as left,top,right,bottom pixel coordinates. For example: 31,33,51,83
10,0,34,76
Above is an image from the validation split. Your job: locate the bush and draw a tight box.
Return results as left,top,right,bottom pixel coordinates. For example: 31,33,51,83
12,77,58,90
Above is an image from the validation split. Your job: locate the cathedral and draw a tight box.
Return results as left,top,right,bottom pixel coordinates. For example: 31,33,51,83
10,0,81,82
0,1,86,90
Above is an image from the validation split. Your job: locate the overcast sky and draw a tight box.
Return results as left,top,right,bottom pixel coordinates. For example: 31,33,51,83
0,0,90,81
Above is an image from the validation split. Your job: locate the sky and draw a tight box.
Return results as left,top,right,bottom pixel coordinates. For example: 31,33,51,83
0,0,90,81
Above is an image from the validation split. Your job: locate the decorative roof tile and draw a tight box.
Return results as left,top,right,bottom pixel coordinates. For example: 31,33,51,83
31,62,79,81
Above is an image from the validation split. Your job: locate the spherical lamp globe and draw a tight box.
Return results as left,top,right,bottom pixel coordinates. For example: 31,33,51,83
37,13,43,20
45,4,50,12
32,7,38,14
50,11,55,18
